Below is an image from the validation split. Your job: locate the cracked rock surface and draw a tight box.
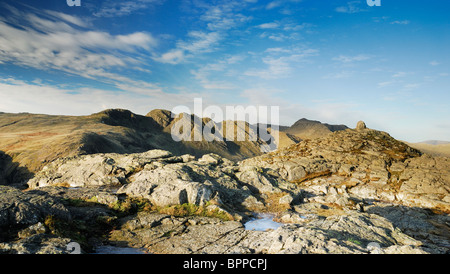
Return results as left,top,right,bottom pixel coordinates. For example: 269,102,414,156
1,127,449,254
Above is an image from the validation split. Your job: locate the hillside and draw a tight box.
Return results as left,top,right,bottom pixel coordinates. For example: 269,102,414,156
406,142,450,157
0,109,276,186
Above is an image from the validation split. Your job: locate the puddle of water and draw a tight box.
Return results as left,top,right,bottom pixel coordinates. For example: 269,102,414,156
244,213,283,231
94,245,147,254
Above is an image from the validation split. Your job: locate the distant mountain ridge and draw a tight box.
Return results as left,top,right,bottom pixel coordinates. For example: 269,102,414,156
405,141,450,157
418,140,450,145
282,118,349,139
0,109,278,186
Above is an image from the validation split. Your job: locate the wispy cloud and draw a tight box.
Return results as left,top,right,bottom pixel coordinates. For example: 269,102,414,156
378,80,396,88
429,60,440,66
403,83,420,90
257,20,313,42
190,57,242,90
153,49,185,64
332,54,371,63
154,1,252,65
390,20,410,25
266,1,284,10
92,0,164,18
392,71,409,78
335,1,367,14
265,0,303,11
0,76,207,116
0,5,157,85
257,22,280,29
323,71,355,79
245,47,318,79
153,31,222,64
177,31,222,53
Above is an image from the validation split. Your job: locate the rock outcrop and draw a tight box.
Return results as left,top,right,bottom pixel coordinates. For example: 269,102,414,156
1,123,449,254
356,121,367,130
107,210,429,254
27,149,301,215
239,127,450,211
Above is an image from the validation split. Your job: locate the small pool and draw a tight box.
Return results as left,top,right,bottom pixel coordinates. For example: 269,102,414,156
244,213,283,231
95,245,147,254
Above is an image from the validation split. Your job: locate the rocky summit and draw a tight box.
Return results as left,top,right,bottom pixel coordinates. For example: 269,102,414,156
0,118,449,254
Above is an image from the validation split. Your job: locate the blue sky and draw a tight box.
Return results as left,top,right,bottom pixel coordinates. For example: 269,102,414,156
0,0,449,142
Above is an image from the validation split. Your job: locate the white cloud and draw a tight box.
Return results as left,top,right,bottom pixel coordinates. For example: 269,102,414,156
257,22,280,29
323,71,355,79
191,66,236,91
390,20,410,25
153,49,185,64
0,77,201,116
92,0,164,18
0,6,157,84
266,1,283,10
283,22,313,32
403,83,420,90
392,71,408,78
245,47,318,79
155,31,221,65
44,10,91,28
335,1,367,14
377,80,396,88
429,60,440,66
178,31,221,53
154,1,252,65
189,54,247,90
332,54,371,63
200,2,252,31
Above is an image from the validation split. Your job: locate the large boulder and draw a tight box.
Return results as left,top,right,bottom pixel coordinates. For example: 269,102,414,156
356,121,367,130
0,186,71,232
27,149,174,188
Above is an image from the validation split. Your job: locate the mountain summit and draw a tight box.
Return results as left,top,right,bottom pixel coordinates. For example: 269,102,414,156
283,118,349,139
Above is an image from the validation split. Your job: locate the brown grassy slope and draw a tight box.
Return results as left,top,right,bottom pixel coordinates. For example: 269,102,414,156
0,110,161,183
405,142,450,157
0,109,274,185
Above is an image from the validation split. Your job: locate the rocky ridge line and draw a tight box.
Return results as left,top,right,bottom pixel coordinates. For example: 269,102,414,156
0,122,449,254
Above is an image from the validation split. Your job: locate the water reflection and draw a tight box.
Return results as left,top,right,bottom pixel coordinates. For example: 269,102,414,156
244,213,283,231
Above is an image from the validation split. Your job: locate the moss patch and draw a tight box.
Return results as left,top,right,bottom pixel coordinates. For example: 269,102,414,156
158,203,234,221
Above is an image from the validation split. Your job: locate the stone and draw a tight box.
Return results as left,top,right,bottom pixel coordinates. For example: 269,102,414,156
276,212,307,223
0,186,71,229
17,222,47,239
198,154,223,165
235,168,279,193
181,154,196,163
278,194,294,205
0,234,73,254
27,149,174,189
356,121,367,130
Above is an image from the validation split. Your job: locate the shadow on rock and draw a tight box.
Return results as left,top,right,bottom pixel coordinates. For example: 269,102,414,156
0,151,34,189
366,204,450,252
